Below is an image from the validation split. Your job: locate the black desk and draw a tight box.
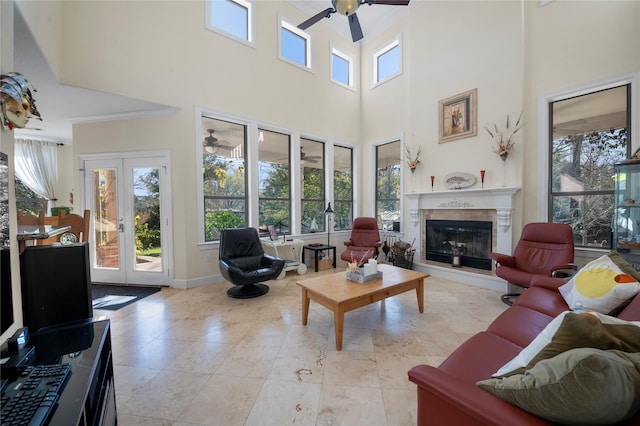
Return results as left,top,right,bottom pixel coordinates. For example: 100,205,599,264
302,244,336,272
29,319,116,425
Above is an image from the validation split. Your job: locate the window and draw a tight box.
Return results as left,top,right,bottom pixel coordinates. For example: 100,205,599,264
201,116,248,241
331,48,353,88
15,177,47,215
334,145,353,231
280,20,311,69
376,141,401,230
206,0,253,44
258,129,291,234
300,138,325,234
549,84,630,249
373,36,402,86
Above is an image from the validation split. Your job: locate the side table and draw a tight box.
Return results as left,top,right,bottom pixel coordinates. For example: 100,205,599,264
261,238,307,279
302,244,337,272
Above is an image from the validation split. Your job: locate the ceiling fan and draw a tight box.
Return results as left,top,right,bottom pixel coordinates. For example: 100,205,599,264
301,148,321,164
298,0,410,42
203,129,235,154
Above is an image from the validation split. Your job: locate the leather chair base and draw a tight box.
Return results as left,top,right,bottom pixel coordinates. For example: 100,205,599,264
227,283,269,299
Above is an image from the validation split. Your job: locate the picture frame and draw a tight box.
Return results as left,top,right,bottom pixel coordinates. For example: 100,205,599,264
438,88,477,144
268,225,277,241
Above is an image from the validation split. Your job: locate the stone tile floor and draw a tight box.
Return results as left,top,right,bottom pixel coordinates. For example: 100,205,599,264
95,268,506,425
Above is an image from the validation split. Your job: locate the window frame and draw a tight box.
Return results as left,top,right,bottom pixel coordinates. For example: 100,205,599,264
205,0,255,48
374,139,402,231
333,144,354,231
278,17,313,72
330,46,355,90
538,72,639,255
372,34,403,88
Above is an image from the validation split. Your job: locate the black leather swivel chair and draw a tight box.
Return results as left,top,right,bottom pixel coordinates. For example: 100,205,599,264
219,227,285,299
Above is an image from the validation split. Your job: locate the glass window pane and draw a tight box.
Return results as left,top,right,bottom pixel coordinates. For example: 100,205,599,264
282,27,307,66
334,145,353,231
377,45,399,82
376,141,400,230
551,194,613,249
332,54,350,86
132,167,162,271
210,0,249,41
202,116,247,242
301,138,325,234
259,129,291,233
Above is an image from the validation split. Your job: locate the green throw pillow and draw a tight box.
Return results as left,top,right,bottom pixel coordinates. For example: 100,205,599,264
478,348,640,425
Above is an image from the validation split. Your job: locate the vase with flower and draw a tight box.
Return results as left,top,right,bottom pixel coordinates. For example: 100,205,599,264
484,112,522,186
406,145,422,192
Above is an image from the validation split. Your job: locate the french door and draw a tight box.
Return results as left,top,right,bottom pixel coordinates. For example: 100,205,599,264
82,153,171,285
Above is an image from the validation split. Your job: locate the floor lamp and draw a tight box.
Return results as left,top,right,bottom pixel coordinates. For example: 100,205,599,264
325,202,333,246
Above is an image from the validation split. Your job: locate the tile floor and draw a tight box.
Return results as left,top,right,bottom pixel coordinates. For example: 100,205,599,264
95,268,507,425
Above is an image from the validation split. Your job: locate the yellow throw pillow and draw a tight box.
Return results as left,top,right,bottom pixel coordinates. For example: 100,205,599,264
559,254,640,314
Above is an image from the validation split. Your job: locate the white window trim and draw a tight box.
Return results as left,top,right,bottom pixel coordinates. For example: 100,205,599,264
371,135,405,226
205,0,256,48
330,45,355,91
278,15,313,73
372,34,403,89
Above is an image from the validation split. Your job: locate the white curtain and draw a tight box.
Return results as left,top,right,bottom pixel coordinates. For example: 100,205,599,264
14,139,59,214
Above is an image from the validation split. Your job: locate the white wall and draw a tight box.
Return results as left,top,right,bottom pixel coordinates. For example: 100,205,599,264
13,0,640,287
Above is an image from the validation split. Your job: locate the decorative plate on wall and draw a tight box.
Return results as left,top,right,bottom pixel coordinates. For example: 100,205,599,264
444,172,477,190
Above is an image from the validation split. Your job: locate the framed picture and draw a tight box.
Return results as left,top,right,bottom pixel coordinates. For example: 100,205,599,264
438,88,477,144
268,225,277,241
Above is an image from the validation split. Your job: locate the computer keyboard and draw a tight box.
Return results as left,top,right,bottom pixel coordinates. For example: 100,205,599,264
1,363,71,426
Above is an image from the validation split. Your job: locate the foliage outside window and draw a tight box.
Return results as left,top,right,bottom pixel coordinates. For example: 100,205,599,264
206,0,252,44
300,138,325,234
280,20,311,69
202,116,248,241
376,141,401,230
334,145,353,231
259,129,291,235
15,177,47,215
549,85,630,249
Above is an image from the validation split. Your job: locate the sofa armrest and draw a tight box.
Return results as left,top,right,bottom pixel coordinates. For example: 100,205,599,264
408,365,550,426
489,252,516,268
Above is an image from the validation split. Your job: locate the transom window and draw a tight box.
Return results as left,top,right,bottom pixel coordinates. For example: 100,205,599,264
331,48,353,88
280,20,311,70
549,84,630,249
206,0,253,45
373,35,402,86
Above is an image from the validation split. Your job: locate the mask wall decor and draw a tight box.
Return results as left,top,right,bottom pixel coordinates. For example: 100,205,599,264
0,72,41,130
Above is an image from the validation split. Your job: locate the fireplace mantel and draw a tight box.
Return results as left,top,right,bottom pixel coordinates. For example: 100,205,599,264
404,187,521,291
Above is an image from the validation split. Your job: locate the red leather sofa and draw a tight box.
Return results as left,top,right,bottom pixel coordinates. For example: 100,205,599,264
408,276,640,425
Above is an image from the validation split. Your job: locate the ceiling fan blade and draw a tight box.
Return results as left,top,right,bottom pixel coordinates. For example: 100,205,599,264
298,7,335,30
365,0,410,5
348,13,363,42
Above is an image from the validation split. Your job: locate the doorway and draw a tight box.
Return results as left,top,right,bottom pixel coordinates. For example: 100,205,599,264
82,152,171,285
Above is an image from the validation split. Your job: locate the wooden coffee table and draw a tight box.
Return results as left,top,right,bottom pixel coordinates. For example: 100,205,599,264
296,263,429,350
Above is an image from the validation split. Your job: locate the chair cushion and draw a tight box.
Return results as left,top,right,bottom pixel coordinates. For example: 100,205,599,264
477,348,640,425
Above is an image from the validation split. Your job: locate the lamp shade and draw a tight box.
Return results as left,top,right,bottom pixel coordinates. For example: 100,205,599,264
333,0,360,15
325,202,334,214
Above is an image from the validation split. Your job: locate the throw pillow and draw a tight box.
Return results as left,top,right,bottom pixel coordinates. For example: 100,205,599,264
559,253,640,314
493,311,640,377
477,348,640,425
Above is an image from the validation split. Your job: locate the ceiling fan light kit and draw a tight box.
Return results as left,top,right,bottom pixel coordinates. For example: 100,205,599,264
298,0,410,43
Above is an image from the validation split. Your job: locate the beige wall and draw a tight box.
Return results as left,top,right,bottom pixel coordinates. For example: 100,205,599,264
14,0,640,287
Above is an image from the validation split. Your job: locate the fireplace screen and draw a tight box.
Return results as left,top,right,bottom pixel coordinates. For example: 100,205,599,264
426,219,492,270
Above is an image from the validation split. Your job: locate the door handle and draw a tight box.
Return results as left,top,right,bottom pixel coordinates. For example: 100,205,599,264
118,218,124,233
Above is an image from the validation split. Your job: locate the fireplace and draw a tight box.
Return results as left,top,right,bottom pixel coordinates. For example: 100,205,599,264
426,220,493,270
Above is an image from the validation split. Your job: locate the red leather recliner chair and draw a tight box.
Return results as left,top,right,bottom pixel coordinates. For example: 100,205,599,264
489,222,576,305
340,217,382,264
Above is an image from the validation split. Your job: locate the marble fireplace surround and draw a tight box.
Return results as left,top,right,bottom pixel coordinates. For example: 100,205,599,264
405,187,520,291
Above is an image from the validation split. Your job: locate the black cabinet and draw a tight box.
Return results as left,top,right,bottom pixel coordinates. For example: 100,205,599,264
19,243,93,332
30,319,116,426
